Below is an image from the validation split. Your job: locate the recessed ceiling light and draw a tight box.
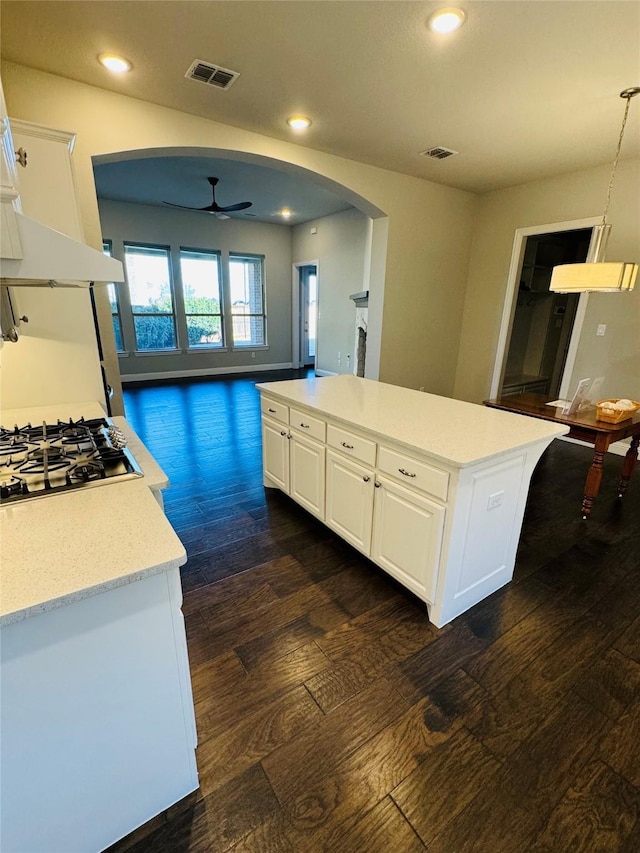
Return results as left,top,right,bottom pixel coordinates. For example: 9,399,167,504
98,53,132,73
280,208,292,219
427,8,466,33
287,116,312,130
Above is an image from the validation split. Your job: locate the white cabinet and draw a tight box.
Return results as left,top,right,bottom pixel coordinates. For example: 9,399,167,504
262,406,326,521
258,377,565,628
262,415,290,492
325,449,374,553
0,82,22,259
371,475,445,602
290,431,325,518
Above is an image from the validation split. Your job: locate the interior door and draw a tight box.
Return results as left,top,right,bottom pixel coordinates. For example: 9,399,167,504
299,265,317,367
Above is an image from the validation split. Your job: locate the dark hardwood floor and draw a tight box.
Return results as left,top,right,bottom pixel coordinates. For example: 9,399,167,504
108,370,640,852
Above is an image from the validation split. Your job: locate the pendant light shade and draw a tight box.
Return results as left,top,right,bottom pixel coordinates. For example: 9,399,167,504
549,261,638,293
550,87,639,294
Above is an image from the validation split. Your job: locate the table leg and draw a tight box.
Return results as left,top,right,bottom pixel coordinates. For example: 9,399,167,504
582,436,610,519
617,435,640,498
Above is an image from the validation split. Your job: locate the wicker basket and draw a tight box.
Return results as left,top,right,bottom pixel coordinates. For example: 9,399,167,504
595,399,640,424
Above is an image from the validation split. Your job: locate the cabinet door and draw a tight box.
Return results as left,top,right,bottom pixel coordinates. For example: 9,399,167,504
262,416,290,492
290,433,325,520
325,450,374,555
371,476,445,602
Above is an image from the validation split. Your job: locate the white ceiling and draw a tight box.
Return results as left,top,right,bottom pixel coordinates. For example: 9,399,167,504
2,0,639,198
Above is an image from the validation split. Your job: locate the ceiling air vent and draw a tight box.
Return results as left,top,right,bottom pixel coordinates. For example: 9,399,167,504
185,59,239,90
420,146,459,160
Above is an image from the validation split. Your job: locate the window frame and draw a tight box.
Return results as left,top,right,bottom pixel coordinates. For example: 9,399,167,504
179,246,225,350
123,242,179,353
102,240,125,354
229,252,267,349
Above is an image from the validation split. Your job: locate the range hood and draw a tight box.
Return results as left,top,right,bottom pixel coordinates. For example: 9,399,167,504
0,212,124,287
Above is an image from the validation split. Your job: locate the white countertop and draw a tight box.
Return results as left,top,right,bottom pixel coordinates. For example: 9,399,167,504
257,375,569,468
0,401,181,627
0,480,186,626
112,416,169,491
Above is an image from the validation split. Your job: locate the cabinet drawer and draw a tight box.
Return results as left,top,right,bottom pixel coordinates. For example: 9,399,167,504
377,445,449,502
261,397,289,425
289,407,326,442
327,423,377,466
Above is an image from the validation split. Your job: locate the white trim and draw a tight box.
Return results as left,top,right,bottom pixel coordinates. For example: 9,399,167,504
120,362,294,383
490,217,600,399
292,259,319,369
557,293,589,399
314,369,338,377
559,434,631,457
10,118,76,153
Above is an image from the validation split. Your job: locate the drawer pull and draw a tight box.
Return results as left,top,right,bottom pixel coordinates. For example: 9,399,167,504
341,441,354,449
268,407,277,413
300,423,310,429
399,468,417,478
363,475,370,483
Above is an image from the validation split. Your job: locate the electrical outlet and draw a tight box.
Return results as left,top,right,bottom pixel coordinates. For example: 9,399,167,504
419,386,425,392
337,351,342,366
346,353,351,364
597,324,606,336
487,491,504,510
251,351,256,358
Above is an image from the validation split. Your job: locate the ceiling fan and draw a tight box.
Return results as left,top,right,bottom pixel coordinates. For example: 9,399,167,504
163,176,253,218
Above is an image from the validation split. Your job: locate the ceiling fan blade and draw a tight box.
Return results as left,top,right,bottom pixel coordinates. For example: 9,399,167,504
214,201,253,212
164,177,253,215
163,201,218,211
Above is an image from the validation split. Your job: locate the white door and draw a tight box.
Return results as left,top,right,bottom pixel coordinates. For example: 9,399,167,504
299,264,317,367
371,476,445,602
325,450,374,554
262,417,290,492
290,433,325,519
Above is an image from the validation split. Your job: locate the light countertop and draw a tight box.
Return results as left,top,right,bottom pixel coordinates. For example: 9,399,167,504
0,401,182,627
257,375,569,468
0,481,186,626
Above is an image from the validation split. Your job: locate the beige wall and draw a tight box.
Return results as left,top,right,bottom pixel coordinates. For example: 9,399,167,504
292,208,368,375
2,61,478,414
98,198,293,378
455,160,640,403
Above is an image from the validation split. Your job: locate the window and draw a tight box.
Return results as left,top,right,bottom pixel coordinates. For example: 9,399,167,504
123,244,177,351
229,254,266,347
180,249,224,348
102,241,124,352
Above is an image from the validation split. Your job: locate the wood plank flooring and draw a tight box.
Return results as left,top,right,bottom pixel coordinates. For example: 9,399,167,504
108,371,640,852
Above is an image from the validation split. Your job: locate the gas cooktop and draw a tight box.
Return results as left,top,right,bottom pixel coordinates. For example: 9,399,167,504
0,417,143,504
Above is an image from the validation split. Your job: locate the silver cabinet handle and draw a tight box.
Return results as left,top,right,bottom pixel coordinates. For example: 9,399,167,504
268,408,276,413
363,475,370,482
280,430,287,436
287,433,292,440
341,441,354,449
399,468,416,478
374,481,381,488
300,423,310,429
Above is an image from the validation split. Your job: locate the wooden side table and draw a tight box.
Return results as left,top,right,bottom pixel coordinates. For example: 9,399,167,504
484,393,640,518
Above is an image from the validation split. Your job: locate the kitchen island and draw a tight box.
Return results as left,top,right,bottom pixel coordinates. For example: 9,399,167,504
0,403,198,853
258,375,568,627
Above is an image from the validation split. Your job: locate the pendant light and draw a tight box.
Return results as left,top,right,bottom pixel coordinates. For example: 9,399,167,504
550,87,639,293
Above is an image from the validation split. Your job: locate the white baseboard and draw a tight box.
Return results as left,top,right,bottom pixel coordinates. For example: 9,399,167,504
559,434,631,457
314,369,339,377
120,362,294,383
